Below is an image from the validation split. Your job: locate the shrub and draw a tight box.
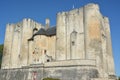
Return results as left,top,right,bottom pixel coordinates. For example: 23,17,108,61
0,44,3,68
43,77,60,80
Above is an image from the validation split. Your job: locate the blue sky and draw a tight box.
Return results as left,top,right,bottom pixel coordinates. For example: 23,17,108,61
0,0,120,76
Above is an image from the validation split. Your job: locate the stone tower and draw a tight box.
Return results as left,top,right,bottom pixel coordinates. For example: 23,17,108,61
2,19,43,68
55,3,115,78
1,3,116,80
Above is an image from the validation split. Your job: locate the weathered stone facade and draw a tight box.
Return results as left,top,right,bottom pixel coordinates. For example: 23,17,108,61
1,3,116,80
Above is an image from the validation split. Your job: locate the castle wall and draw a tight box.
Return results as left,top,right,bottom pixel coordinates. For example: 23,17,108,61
83,4,106,77
55,5,116,78
56,13,67,60
20,19,34,67
1,24,14,69
2,19,43,69
31,35,56,64
1,3,116,80
83,4,115,77
56,4,105,62
101,28,108,77
13,19,42,68
56,8,85,60
34,35,48,63
104,17,115,76
47,36,56,60
11,24,21,68
28,40,34,65
0,60,98,80
66,8,85,60
100,17,109,77
84,4,102,60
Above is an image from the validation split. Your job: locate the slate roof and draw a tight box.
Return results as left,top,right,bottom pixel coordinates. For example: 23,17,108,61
35,28,46,35
46,27,56,36
33,27,38,31
28,27,56,41
34,27,56,36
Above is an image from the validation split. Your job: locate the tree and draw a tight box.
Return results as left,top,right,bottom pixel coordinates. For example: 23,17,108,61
0,44,3,68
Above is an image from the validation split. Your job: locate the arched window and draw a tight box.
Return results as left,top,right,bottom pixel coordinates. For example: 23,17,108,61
70,30,77,44
70,30,77,59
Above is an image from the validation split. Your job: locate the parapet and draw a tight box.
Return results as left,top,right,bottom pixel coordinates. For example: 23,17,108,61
57,3,99,16
84,3,99,10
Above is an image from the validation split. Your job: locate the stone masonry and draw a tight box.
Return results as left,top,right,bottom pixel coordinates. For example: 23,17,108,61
1,3,116,80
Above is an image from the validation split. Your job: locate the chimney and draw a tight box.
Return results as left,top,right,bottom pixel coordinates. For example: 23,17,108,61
45,18,50,29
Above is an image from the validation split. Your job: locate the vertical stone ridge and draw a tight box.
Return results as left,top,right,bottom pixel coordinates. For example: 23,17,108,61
1,24,14,69
83,6,87,59
56,12,67,60
104,17,115,76
83,3,108,77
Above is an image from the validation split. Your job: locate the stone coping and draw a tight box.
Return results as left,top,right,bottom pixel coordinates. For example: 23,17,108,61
29,59,96,68
1,59,96,70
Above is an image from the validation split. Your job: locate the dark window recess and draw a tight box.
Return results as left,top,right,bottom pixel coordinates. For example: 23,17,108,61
44,50,46,54
47,59,50,62
72,41,75,45
18,55,20,58
33,51,35,54
37,59,39,61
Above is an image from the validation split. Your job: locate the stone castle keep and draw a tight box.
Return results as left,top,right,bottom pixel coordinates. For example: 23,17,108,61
1,3,116,80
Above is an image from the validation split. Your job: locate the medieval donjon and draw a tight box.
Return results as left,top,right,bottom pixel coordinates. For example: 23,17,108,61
1,3,116,80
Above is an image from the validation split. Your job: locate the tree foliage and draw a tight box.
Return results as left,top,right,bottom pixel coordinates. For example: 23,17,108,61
0,44,3,68
0,44,3,53
43,78,60,80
